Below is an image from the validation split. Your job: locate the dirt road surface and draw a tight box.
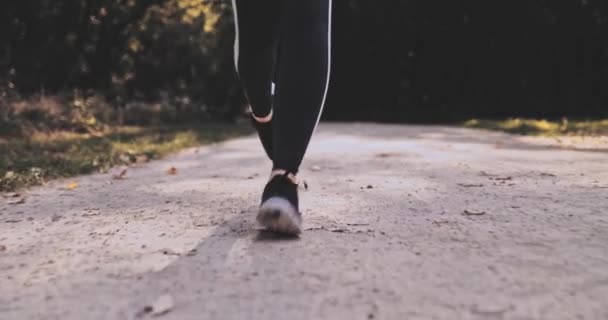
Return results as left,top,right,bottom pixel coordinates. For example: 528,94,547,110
2,124,608,320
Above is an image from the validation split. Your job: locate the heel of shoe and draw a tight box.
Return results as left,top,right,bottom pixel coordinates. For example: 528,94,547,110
257,197,302,235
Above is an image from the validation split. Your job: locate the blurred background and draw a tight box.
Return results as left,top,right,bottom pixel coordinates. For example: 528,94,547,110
1,0,607,190
3,0,608,125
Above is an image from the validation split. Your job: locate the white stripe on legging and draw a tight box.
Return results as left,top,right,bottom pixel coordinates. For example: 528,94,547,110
232,0,331,127
232,0,273,121
312,0,333,134
231,0,240,74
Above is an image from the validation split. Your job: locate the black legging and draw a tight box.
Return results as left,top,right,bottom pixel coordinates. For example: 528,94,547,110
232,0,332,174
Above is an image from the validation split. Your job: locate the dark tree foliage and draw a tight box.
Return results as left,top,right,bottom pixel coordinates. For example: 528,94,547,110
1,0,163,92
1,0,607,122
0,0,237,119
327,0,608,121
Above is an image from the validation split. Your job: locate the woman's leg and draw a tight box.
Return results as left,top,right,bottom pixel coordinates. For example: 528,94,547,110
231,0,282,160
272,0,332,174
257,0,332,235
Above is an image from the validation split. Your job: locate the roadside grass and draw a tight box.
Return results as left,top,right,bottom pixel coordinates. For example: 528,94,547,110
4,113,606,192
0,124,252,192
463,118,608,136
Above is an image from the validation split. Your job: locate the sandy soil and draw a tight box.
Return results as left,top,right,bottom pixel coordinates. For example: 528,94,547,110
1,123,607,320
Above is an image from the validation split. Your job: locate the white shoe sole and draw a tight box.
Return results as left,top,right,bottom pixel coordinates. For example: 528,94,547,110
257,197,302,235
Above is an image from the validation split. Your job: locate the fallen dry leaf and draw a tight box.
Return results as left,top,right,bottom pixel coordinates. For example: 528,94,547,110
135,155,149,164
375,152,400,158
161,248,181,256
7,197,26,205
458,183,484,188
463,210,487,216
66,182,79,190
151,294,175,316
112,169,128,180
81,212,101,217
4,193,21,198
167,167,178,175
331,228,349,233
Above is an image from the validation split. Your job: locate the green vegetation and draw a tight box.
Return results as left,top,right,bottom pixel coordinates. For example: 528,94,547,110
463,118,608,136
0,124,252,192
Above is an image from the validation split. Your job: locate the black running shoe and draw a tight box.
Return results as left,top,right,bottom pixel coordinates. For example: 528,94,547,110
249,113,274,161
257,172,302,235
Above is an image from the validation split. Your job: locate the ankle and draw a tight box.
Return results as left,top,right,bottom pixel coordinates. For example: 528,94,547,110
270,169,298,185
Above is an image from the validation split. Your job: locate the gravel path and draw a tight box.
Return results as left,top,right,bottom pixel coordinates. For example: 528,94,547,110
1,123,608,320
